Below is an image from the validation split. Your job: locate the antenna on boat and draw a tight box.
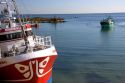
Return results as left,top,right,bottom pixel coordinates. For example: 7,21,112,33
11,0,29,47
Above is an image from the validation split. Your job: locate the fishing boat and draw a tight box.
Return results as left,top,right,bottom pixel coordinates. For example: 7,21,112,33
0,0,57,83
100,17,114,28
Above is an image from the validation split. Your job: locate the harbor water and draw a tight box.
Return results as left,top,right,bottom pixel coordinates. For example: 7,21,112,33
32,13,125,83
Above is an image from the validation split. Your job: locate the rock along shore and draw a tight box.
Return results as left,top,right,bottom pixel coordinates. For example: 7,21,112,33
16,17,66,23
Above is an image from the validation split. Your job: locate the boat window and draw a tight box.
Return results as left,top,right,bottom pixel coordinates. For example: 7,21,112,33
0,30,33,42
0,35,7,41
6,34,12,40
12,33,16,39
0,32,22,41
16,32,22,38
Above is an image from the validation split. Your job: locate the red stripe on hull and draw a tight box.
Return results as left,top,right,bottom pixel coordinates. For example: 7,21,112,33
0,55,57,83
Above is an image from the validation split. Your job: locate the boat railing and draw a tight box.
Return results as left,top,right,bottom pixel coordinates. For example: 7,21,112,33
34,36,52,47
0,36,53,58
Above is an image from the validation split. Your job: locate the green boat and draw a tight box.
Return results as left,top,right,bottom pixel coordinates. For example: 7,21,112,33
100,17,114,28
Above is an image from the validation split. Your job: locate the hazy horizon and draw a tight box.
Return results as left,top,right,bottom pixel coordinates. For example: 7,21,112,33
18,12,125,15
16,0,125,14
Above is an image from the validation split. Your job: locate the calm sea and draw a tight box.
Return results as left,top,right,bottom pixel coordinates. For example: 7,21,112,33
32,13,125,83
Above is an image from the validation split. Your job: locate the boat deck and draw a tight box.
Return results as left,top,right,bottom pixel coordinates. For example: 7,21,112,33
0,36,53,58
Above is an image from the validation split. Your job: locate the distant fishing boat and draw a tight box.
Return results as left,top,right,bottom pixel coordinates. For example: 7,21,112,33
100,17,114,28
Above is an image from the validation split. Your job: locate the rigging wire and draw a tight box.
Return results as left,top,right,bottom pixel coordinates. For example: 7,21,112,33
20,0,32,20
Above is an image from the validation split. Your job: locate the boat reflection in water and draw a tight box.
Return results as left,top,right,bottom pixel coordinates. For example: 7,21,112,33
101,25,114,32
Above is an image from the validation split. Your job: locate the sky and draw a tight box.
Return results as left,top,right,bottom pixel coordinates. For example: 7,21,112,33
16,0,125,14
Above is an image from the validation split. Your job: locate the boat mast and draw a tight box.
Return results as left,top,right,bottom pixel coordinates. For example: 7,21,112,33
1,0,12,27
11,0,28,44
5,0,11,22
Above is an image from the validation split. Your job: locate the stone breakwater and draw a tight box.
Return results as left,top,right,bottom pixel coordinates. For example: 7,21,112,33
16,17,66,23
